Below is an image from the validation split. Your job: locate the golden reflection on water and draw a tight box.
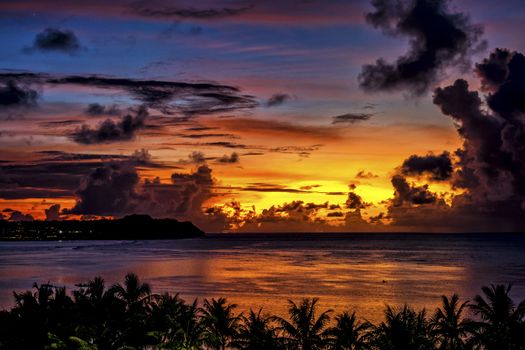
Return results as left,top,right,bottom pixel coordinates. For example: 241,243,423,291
123,252,466,322
1,234,523,323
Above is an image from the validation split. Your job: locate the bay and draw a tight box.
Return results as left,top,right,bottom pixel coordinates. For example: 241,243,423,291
1,233,524,322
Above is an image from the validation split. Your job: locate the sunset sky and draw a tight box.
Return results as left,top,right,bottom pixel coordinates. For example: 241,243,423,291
1,0,525,232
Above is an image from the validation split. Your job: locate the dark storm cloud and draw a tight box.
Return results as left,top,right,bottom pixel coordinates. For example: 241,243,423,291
0,72,43,81
180,93,258,116
299,184,321,190
0,161,101,198
391,174,438,206
362,103,377,110
401,151,452,181
475,49,525,119
185,126,218,132
44,204,61,221
0,80,38,109
26,27,81,53
0,150,163,200
433,50,525,198
181,133,237,139
433,80,504,187
266,93,291,107
131,1,251,19
475,48,513,91
214,182,313,195
147,165,215,217
72,105,148,144
242,152,265,156
130,148,156,165
326,191,346,196
0,73,41,110
37,150,129,161
187,151,207,164
8,210,34,221
37,149,164,168
170,165,214,186
331,113,373,124
39,120,83,127
217,182,345,196
48,75,256,113
355,170,378,179
205,196,372,232
269,145,322,156
255,201,327,222
48,75,212,101
215,197,371,232
217,152,239,164
94,164,216,225
386,50,525,230
66,163,142,216
180,141,251,149
359,0,485,95
241,185,309,194
85,103,104,116
85,103,121,116
1,70,257,116
170,141,321,158
346,190,368,210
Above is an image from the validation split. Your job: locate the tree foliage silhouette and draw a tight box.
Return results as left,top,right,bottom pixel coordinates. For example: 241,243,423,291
277,297,333,350
0,276,524,350
470,284,525,350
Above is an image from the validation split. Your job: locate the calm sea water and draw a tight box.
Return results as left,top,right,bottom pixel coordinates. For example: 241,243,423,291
1,233,524,322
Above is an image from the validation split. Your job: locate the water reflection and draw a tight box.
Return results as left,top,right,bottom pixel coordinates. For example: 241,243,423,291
0,233,524,322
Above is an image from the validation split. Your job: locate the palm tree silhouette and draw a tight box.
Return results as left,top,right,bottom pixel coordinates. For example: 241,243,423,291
277,297,332,350
4,273,525,350
11,282,78,349
176,298,205,350
326,311,371,350
372,305,434,350
48,286,76,339
73,276,126,349
431,294,472,350
110,272,151,308
109,273,153,348
148,293,184,346
13,282,53,311
235,308,282,350
201,297,240,350
470,284,525,350
84,276,106,302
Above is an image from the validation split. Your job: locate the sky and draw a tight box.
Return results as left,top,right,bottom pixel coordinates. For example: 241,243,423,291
1,0,525,232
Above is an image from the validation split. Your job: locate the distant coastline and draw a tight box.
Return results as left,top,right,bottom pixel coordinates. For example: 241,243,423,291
0,214,205,241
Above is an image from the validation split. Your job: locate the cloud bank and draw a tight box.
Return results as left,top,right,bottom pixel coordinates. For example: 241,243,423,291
359,0,485,95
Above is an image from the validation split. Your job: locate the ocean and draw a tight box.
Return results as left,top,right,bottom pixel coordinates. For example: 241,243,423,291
1,233,524,322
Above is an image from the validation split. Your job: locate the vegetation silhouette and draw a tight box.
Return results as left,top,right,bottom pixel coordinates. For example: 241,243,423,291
201,298,241,350
372,305,434,350
276,298,332,350
0,273,524,349
431,294,472,350
469,285,525,350
235,308,281,350
325,311,371,350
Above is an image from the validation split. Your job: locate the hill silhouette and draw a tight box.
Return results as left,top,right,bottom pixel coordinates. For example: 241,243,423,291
0,214,205,240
